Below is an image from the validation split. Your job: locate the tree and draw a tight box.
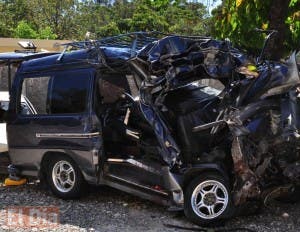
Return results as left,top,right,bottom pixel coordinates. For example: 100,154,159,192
130,0,169,32
129,0,208,35
211,0,300,59
0,0,211,40
165,1,209,35
28,0,80,39
38,26,57,40
96,22,120,37
14,21,38,39
286,0,300,53
0,0,31,37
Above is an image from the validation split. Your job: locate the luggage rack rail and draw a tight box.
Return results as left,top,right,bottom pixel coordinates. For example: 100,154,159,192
56,31,211,64
59,31,211,51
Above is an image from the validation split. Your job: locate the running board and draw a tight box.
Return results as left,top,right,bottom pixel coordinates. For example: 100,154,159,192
105,157,184,206
106,173,169,196
103,174,171,206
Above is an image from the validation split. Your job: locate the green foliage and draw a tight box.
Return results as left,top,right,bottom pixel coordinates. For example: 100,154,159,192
28,0,79,40
38,27,57,40
14,21,38,39
0,0,297,59
130,0,169,32
286,1,300,47
165,1,209,35
0,0,209,40
96,22,120,37
0,0,31,37
211,0,300,55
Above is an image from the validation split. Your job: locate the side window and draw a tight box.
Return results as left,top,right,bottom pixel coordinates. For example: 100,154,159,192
20,70,91,115
22,76,51,114
48,71,90,114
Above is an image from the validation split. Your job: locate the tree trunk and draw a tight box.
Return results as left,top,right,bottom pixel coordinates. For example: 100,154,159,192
266,0,290,60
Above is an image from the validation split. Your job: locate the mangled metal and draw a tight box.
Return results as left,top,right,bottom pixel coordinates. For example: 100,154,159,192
3,31,300,225
126,34,300,206
65,33,300,207
231,136,260,205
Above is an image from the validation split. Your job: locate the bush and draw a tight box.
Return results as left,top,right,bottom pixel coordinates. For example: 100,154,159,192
14,21,38,39
39,27,57,40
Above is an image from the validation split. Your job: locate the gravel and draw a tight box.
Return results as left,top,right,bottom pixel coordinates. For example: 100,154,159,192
0,174,300,232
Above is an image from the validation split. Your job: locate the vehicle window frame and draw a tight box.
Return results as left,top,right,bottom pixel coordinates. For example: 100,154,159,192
17,68,94,118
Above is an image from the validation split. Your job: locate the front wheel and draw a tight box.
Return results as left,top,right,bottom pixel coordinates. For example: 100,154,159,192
46,156,85,199
184,173,234,226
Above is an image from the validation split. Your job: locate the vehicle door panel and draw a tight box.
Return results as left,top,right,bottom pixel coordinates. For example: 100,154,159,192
7,69,102,179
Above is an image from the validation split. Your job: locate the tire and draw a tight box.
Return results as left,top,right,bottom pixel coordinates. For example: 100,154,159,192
46,155,85,199
184,173,234,226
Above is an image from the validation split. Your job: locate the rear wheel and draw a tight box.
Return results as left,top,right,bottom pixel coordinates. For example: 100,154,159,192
46,156,85,199
184,173,234,226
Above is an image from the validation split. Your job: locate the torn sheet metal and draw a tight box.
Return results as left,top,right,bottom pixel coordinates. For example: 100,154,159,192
139,97,180,166
98,35,300,195
231,136,260,205
135,36,249,89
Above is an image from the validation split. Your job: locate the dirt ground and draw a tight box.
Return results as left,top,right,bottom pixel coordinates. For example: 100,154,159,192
0,175,299,232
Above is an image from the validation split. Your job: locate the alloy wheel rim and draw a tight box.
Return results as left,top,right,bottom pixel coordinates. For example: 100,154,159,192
52,160,75,193
191,180,229,220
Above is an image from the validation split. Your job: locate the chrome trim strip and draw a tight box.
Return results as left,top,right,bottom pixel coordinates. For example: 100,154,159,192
107,158,160,175
36,132,100,139
106,174,168,196
107,158,125,162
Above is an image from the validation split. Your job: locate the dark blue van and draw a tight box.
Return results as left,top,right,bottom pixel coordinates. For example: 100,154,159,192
7,46,192,211
7,49,104,194
5,34,252,226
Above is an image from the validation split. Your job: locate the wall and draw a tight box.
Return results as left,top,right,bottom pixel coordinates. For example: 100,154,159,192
0,38,70,92
0,38,70,52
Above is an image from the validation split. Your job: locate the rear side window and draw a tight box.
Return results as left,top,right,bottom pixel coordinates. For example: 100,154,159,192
22,76,50,114
21,70,91,115
48,72,90,114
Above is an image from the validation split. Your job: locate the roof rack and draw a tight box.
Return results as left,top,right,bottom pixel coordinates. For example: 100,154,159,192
61,31,210,50
56,31,211,62
57,31,158,61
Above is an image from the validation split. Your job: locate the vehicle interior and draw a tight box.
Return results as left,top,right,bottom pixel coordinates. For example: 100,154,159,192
95,71,167,189
96,72,156,160
96,69,225,165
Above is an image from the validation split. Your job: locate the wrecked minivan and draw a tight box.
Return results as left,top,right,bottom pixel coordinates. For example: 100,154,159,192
4,32,300,225
0,44,56,173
